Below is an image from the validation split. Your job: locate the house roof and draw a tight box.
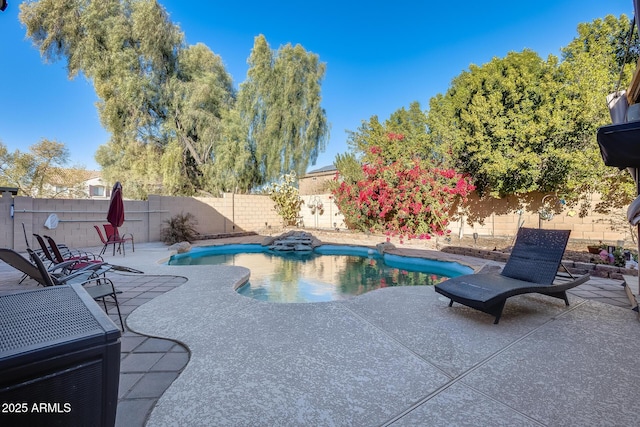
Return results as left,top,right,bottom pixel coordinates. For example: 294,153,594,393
305,165,337,175
48,168,100,185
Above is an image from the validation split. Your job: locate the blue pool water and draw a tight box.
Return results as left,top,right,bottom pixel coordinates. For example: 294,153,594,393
168,244,472,303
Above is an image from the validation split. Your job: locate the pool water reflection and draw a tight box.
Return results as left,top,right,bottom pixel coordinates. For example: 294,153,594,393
168,244,472,303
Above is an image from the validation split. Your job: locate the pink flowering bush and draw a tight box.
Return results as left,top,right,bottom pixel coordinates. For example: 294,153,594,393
332,137,474,241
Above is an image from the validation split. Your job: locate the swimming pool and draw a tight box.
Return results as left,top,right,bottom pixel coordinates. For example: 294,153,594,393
168,244,472,303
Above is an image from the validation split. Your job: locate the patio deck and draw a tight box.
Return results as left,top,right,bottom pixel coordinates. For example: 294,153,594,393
1,238,638,426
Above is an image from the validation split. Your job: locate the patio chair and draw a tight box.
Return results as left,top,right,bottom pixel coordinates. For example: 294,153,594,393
32,233,90,275
22,223,44,260
103,224,134,255
434,228,590,324
32,234,96,273
0,247,105,285
42,233,98,261
44,235,105,273
26,248,124,331
94,225,128,256
19,223,42,284
0,248,62,287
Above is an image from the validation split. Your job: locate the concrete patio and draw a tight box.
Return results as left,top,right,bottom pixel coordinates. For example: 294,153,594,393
1,238,639,426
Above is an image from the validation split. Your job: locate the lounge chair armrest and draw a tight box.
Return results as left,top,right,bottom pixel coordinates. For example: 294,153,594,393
54,269,102,285
48,259,80,274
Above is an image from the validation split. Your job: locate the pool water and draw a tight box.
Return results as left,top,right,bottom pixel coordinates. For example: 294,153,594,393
168,244,472,303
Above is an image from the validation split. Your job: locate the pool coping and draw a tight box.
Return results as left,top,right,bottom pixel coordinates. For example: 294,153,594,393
181,238,493,272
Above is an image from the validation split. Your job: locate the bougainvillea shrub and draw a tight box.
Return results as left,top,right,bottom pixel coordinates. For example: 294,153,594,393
332,137,474,241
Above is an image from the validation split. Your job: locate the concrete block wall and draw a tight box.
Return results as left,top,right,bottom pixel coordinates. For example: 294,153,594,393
149,193,280,239
0,190,633,251
234,194,278,230
147,195,228,242
449,191,631,244
6,196,149,252
22,197,149,252
299,194,345,230
147,195,164,243
198,195,234,233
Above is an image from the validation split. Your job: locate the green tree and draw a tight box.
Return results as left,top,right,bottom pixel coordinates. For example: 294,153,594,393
428,50,565,197
559,14,638,213
20,0,235,198
0,139,86,198
237,35,329,186
427,15,638,213
345,101,432,166
20,4,328,197
333,101,434,196
206,108,260,193
332,152,363,188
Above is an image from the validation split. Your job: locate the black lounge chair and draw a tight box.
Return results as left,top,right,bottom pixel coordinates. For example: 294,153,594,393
434,228,590,324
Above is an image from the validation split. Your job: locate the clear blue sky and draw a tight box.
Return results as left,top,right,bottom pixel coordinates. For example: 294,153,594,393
0,0,633,172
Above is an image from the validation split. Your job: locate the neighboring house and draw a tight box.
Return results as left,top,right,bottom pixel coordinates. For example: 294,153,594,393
299,165,337,195
84,172,111,200
45,169,110,199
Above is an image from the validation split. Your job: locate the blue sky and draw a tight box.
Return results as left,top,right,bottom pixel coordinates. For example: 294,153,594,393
0,0,633,172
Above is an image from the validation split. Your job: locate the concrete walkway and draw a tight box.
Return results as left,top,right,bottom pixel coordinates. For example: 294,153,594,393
2,239,639,426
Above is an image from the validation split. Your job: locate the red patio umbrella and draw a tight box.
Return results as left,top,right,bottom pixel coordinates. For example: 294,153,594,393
106,181,124,236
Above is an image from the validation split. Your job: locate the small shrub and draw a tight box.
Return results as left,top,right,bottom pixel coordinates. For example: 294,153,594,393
161,213,198,245
267,172,303,226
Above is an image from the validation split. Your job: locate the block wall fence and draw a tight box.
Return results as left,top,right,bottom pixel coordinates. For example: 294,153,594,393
0,190,632,251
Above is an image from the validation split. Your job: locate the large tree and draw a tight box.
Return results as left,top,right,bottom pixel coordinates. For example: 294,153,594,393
428,50,567,197
20,0,234,198
345,101,432,165
335,101,433,187
427,15,638,213
236,35,329,186
20,1,328,198
0,139,87,197
559,14,638,213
